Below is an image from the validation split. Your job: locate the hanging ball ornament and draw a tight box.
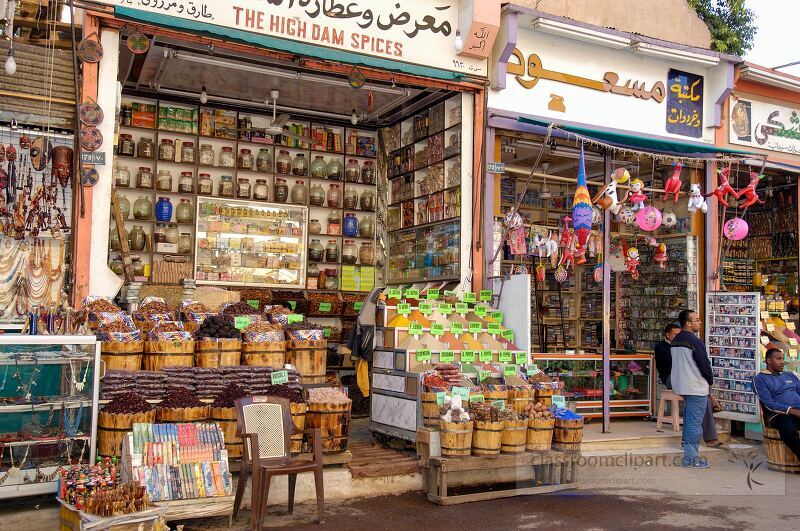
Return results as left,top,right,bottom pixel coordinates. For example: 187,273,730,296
662,210,677,229
554,265,568,283
724,217,749,241
591,206,603,226
636,206,662,231
593,263,604,283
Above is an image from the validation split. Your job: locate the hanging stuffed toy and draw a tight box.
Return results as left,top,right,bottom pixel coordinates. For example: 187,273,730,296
663,162,683,203
617,206,636,225
592,179,622,216
687,183,708,213
625,247,641,280
705,165,738,207
737,172,765,209
653,243,669,269
535,262,546,283
557,217,576,271
571,145,593,250
625,179,647,211
547,230,559,267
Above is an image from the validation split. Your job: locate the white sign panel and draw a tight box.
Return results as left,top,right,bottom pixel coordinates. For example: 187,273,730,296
104,0,486,76
489,28,714,143
729,96,800,155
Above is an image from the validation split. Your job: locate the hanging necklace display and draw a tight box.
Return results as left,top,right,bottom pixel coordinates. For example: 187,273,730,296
13,355,39,401
6,444,29,480
68,357,90,393
76,32,103,63
63,400,84,437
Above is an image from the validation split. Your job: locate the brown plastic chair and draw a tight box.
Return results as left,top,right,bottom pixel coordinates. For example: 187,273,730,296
233,396,324,530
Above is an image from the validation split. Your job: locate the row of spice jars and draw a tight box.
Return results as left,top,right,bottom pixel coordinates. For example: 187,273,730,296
114,166,196,194
308,213,374,237
307,266,339,290
307,239,375,265
110,225,192,254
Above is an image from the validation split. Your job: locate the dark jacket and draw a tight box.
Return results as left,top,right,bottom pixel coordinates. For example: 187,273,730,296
654,340,672,386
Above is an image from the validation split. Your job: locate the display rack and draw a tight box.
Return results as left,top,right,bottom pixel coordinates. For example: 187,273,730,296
0,335,101,499
705,291,760,423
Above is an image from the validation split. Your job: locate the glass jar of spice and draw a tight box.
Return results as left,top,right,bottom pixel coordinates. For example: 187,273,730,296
327,158,342,180
327,183,341,208
292,153,308,176
308,219,322,234
345,159,360,182
137,167,153,189
219,147,235,168
198,173,213,195
276,150,292,175
130,256,145,276
154,223,167,243
178,233,193,254
325,268,338,290
254,179,269,200
237,178,251,199
119,134,135,157
218,175,234,197
256,149,272,172
176,199,193,223
158,139,175,161
309,183,325,206
309,239,324,262
199,144,215,166
115,165,130,188
133,196,152,220
359,242,375,265
361,161,376,184
325,240,340,262
180,142,196,164
311,156,327,178
138,137,154,159
156,169,173,192
291,180,307,204
165,224,179,244
342,240,358,264
327,211,341,235
178,172,194,193
238,149,254,170
274,178,288,202
343,188,358,209
118,195,130,220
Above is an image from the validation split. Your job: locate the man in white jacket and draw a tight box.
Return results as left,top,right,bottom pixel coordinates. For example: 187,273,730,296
670,309,714,468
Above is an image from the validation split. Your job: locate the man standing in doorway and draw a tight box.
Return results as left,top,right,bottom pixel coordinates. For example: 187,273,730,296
670,309,714,468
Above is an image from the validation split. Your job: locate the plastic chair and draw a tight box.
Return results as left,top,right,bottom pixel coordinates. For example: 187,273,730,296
656,389,683,432
233,396,324,530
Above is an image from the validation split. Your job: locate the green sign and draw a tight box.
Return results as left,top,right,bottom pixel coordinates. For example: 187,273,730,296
478,370,492,382
491,399,505,411
287,314,304,324
463,292,477,303
468,322,482,334
498,350,512,362
318,302,332,313
487,323,501,335
387,288,402,300
469,394,485,403
415,349,431,362
354,302,364,311
515,352,527,365
404,289,420,300
479,350,493,362
451,387,470,401
552,395,566,409
444,290,457,298
450,322,464,335
491,311,503,322
409,323,423,336
234,316,251,330
270,370,289,385
426,289,440,300
246,299,260,310
287,300,297,310
439,350,454,362
438,303,453,315
474,305,488,317
501,329,515,341
503,364,517,376
461,350,475,362
323,327,331,338
419,302,433,315
480,290,492,302
435,391,446,405
397,303,411,316
455,303,469,315
430,323,444,336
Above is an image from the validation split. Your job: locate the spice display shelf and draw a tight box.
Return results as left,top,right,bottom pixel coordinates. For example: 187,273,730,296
392,121,461,154
388,151,462,181
389,184,462,208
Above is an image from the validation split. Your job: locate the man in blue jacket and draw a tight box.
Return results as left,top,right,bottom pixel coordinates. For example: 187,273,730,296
754,348,800,460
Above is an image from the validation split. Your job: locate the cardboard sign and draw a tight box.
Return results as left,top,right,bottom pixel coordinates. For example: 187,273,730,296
409,323,423,336
491,399,505,410
502,329,515,341
419,302,433,315
463,292,477,304
234,316,251,330
788,323,797,331
318,302,332,313
479,350,493,362
760,336,769,345
552,395,567,409
468,322,483,334
487,323,501,335
287,314,304,324
415,349,431,362
781,312,790,320
455,303,469,315
354,302,364,311
450,322,464,335
474,305,488,317
478,370,492,382
491,311,503,322
444,290,457,298
789,349,798,358
287,300,297,310
789,338,798,346
480,290,492,302
397,303,412,316
503,364,517,376
498,350,512,362
760,311,770,320
766,324,776,332
387,288,402,300
246,299,260,310
430,323,444,336
438,303,453,315
270,370,289,385
439,350,454,362
469,394,485,403
426,289,440,300
436,391,446,405
404,289,420,300
452,387,470,401
461,350,475,362
515,352,527,365
323,327,331,338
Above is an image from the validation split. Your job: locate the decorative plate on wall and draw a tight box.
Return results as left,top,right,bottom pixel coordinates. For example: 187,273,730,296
77,32,104,63
79,127,103,152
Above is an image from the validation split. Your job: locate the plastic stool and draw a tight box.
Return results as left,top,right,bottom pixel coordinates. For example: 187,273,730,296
656,390,683,432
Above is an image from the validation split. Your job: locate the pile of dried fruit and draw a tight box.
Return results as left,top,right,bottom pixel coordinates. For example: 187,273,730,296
470,401,520,422
222,301,262,316
211,383,250,408
522,401,553,420
264,384,304,403
195,315,241,339
308,387,350,404
433,364,461,385
86,298,121,313
102,392,153,414
157,388,204,409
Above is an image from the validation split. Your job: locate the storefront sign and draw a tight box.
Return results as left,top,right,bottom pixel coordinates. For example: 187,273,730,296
729,97,800,155
487,162,505,174
666,69,703,138
80,152,106,165
102,0,486,76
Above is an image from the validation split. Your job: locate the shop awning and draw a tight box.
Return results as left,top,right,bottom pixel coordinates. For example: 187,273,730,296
516,116,756,159
116,7,466,82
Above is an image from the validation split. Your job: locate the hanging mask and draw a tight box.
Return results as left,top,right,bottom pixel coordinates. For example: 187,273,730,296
18,135,31,150
52,146,73,186
30,137,53,171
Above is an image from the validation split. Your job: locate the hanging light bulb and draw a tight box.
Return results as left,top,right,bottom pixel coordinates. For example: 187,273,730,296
350,109,358,126
199,86,208,104
4,48,16,76
454,30,464,52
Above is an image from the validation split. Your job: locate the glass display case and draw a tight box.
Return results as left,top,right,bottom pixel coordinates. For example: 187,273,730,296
531,354,654,418
387,219,460,283
194,197,307,287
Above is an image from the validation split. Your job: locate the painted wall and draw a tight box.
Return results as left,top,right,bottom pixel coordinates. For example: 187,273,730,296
513,0,712,49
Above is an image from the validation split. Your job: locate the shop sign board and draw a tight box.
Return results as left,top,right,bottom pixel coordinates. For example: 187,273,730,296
487,161,505,174
729,96,800,155
489,27,715,142
101,0,486,76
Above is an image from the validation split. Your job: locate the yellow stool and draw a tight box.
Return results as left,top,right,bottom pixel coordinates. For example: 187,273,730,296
656,390,682,432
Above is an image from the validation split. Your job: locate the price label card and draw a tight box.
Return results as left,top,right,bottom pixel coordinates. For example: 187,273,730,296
502,329,515,341
323,327,331,338
469,394,485,403
354,302,364,311
270,370,289,385
491,400,506,411
487,323,501,335
450,322,464,335
760,336,769,345
444,290,457,298
387,288,402,300
463,292,477,304
287,314,304,324
788,322,797,331
552,395,567,409
439,350,454,362
246,299,260,310
404,289,420,300
468,322,483,334
430,323,444,336
285,301,296,311
234,316,251,330
409,323,423,336
455,303,469,315
781,312,790,320
761,311,770,319
478,370,492,382
474,305,488,317
415,349,431,362
438,303,453,315
527,363,540,374
319,302,332,313
515,352,527,365
419,302,433,315
498,350,512,362
480,290,492,302
397,303,412,316
452,387,470,401
790,349,799,357
461,350,475,363
491,311,503,322
426,289,440,300
766,323,776,332
436,391,447,405
503,364,517,376
479,350,493,362
789,338,798,346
